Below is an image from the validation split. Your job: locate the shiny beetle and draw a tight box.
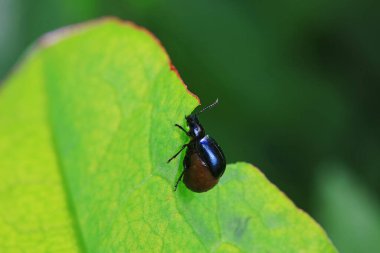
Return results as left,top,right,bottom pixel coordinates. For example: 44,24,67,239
167,99,226,192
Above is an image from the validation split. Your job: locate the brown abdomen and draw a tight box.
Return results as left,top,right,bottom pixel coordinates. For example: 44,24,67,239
183,153,219,192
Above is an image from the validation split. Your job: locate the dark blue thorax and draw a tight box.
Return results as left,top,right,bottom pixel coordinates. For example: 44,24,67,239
197,135,226,178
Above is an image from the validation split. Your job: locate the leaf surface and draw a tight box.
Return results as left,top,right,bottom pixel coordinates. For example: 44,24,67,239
0,18,336,253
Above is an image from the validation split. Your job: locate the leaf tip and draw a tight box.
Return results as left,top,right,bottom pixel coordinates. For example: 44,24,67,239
228,161,338,251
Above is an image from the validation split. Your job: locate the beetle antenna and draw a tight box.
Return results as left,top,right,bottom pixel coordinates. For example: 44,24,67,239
197,98,219,115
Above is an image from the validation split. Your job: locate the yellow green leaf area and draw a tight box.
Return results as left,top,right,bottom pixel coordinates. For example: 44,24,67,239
0,18,337,253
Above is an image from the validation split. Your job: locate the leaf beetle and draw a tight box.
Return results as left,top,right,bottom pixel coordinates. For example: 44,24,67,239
167,99,226,192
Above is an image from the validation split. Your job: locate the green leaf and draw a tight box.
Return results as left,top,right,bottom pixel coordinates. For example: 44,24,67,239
0,18,337,252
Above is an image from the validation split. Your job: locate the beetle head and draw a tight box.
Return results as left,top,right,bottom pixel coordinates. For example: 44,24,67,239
185,99,219,139
186,114,205,139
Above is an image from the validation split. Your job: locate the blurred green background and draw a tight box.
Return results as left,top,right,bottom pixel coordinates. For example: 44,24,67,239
1,0,379,252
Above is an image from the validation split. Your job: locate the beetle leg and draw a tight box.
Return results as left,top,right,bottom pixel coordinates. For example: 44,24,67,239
174,170,185,191
174,124,189,135
167,144,188,163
